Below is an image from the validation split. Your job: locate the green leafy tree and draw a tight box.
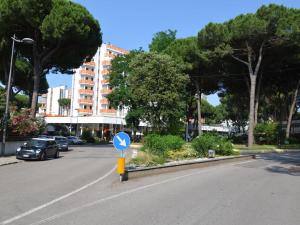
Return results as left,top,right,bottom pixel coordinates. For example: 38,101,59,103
0,0,102,117
128,52,188,133
149,29,177,53
164,37,220,136
198,4,297,147
58,98,71,115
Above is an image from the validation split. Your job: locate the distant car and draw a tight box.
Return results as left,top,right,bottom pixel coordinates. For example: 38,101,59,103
67,136,84,145
16,138,59,160
53,136,69,151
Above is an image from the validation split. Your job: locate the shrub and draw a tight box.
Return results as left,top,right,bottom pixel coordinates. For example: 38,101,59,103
8,109,45,136
254,122,279,144
143,134,185,156
81,129,95,143
192,133,235,157
166,143,198,160
129,151,166,166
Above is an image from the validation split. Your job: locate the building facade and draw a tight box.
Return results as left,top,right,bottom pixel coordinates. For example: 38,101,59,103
38,43,130,136
39,86,71,117
70,43,128,117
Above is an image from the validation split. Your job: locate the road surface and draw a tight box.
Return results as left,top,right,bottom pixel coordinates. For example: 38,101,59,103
0,146,299,225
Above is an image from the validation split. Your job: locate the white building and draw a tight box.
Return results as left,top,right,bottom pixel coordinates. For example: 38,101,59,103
38,86,71,116
39,43,130,136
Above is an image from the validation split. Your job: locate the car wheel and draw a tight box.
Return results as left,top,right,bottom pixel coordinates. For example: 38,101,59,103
40,152,46,161
55,150,59,158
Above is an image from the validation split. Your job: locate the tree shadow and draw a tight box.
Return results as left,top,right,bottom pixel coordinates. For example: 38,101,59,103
260,152,300,176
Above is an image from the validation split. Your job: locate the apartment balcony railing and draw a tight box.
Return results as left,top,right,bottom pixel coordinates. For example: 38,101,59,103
102,60,111,66
106,44,129,54
78,99,93,105
100,109,116,114
79,89,94,95
78,109,93,114
100,98,109,104
104,53,116,58
101,79,109,84
79,79,95,85
79,69,95,76
83,61,96,67
100,89,112,95
101,69,110,75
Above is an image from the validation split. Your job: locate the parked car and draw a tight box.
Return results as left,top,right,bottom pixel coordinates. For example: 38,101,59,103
16,138,59,160
53,136,69,151
67,136,84,145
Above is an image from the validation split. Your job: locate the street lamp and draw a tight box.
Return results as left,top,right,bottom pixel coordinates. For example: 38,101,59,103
1,35,34,157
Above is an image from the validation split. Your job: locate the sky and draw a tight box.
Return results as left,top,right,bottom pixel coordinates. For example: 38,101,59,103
47,0,300,106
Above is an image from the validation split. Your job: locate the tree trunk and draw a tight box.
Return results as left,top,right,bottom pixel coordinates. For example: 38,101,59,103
248,75,257,147
254,74,262,126
30,52,41,118
195,80,202,136
286,79,300,139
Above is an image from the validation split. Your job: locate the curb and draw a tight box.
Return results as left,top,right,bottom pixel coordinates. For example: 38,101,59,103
0,161,20,167
240,149,300,154
125,155,255,180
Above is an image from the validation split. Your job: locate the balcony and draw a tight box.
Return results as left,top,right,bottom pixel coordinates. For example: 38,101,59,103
100,109,116,114
78,109,93,114
101,79,109,84
79,89,94,95
104,53,116,58
100,89,112,95
78,99,93,105
100,98,109,104
79,69,95,76
101,69,110,75
106,44,129,54
79,79,95,85
83,61,96,67
102,60,111,66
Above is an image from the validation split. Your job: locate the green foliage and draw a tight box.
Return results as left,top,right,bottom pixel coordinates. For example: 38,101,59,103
8,109,45,136
143,134,185,156
58,98,71,107
0,88,5,119
130,151,166,166
166,143,199,160
254,122,279,144
0,0,102,116
192,133,234,157
81,129,95,143
149,29,177,53
129,52,188,133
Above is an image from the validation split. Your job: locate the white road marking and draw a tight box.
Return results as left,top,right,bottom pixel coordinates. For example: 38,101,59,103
0,166,117,225
28,160,255,225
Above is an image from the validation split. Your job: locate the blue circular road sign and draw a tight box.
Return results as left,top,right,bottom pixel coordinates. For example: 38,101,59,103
113,132,131,151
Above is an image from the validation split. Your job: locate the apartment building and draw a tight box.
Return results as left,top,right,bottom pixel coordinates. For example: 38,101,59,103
38,86,71,116
70,43,128,117
40,43,130,136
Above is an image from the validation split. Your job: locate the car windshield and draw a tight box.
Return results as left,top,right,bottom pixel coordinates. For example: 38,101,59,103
26,140,46,148
56,137,66,141
58,140,67,143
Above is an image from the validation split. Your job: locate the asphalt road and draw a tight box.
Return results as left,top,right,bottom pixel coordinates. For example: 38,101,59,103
0,147,299,225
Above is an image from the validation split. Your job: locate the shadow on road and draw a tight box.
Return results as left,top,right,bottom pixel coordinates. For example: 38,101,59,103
259,153,300,176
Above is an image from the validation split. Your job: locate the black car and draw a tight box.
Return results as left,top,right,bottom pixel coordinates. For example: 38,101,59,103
53,136,69,151
16,138,59,160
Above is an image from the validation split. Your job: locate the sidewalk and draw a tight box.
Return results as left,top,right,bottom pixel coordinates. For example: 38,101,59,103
0,156,21,166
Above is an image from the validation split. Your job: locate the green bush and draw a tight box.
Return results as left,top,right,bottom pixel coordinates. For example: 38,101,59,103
143,134,185,156
254,122,279,144
192,133,234,157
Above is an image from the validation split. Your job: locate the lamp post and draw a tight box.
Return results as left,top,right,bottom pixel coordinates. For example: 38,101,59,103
1,35,34,157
